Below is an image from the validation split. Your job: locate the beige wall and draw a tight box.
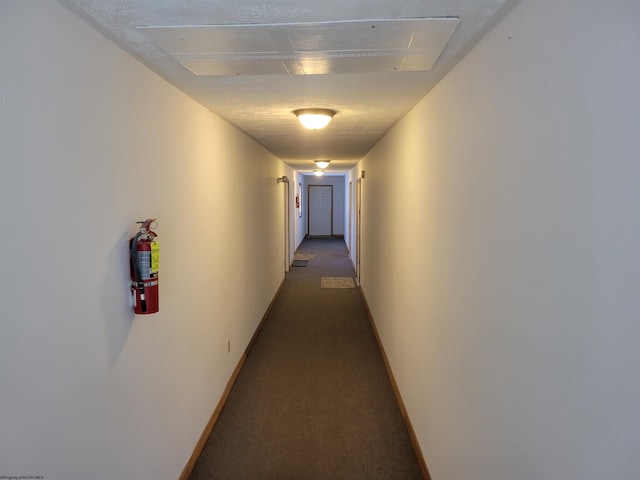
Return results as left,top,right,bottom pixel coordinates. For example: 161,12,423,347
358,0,640,478
0,2,291,478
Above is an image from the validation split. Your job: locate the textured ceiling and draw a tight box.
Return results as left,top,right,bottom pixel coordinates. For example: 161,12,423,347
57,0,518,172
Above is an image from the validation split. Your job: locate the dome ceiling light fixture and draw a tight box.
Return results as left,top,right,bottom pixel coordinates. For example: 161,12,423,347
313,169,324,176
294,109,336,130
314,160,330,169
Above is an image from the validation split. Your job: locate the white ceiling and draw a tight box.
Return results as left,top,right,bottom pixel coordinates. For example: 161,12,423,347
58,0,519,172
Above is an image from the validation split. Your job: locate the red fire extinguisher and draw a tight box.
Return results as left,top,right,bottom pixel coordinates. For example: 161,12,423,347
130,219,159,314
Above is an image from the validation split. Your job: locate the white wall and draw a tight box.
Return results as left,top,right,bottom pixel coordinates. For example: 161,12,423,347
0,2,291,479
358,0,640,479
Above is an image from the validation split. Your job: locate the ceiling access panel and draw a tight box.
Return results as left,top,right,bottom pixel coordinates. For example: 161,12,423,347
138,17,459,77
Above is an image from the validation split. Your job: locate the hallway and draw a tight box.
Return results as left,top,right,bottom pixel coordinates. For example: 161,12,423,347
3,2,640,478
189,237,423,479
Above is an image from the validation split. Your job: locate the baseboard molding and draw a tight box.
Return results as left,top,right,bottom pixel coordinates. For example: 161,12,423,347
179,278,287,480
358,287,432,480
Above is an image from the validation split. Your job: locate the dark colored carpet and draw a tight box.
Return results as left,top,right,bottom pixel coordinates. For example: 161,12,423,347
190,237,423,479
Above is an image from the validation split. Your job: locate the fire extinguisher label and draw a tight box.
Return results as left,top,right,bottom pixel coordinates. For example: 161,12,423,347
138,252,151,279
150,242,159,275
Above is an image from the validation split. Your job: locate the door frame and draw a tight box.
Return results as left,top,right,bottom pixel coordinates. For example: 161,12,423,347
284,179,290,272
348,180,353,254
277,176,291,272
356,178,362,285
307,184,334,236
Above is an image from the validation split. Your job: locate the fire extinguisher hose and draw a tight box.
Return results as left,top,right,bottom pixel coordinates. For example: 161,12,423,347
130,231,147,313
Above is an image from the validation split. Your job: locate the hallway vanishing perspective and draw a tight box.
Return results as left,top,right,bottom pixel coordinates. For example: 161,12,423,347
190,237,424,479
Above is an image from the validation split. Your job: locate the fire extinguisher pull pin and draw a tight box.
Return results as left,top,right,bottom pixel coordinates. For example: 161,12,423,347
137,219,157,236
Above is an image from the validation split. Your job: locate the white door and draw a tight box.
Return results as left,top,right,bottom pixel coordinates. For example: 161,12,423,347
308,185,333,236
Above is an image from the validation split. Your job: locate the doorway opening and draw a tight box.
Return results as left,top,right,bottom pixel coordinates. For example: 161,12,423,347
308,185,333,236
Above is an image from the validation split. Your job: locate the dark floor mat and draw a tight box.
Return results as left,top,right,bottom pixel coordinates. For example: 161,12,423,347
291,259,308,267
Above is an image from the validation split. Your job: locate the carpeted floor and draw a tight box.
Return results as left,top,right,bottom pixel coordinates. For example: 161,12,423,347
189,237,424,479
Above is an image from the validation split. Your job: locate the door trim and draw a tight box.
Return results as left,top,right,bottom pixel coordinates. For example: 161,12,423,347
283,179,290,272
307,184,334,236
356,178,362,285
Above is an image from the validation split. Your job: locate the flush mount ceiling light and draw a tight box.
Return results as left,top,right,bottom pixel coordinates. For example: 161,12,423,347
315,160,330,169
294,109,335,130
313,170,324,176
